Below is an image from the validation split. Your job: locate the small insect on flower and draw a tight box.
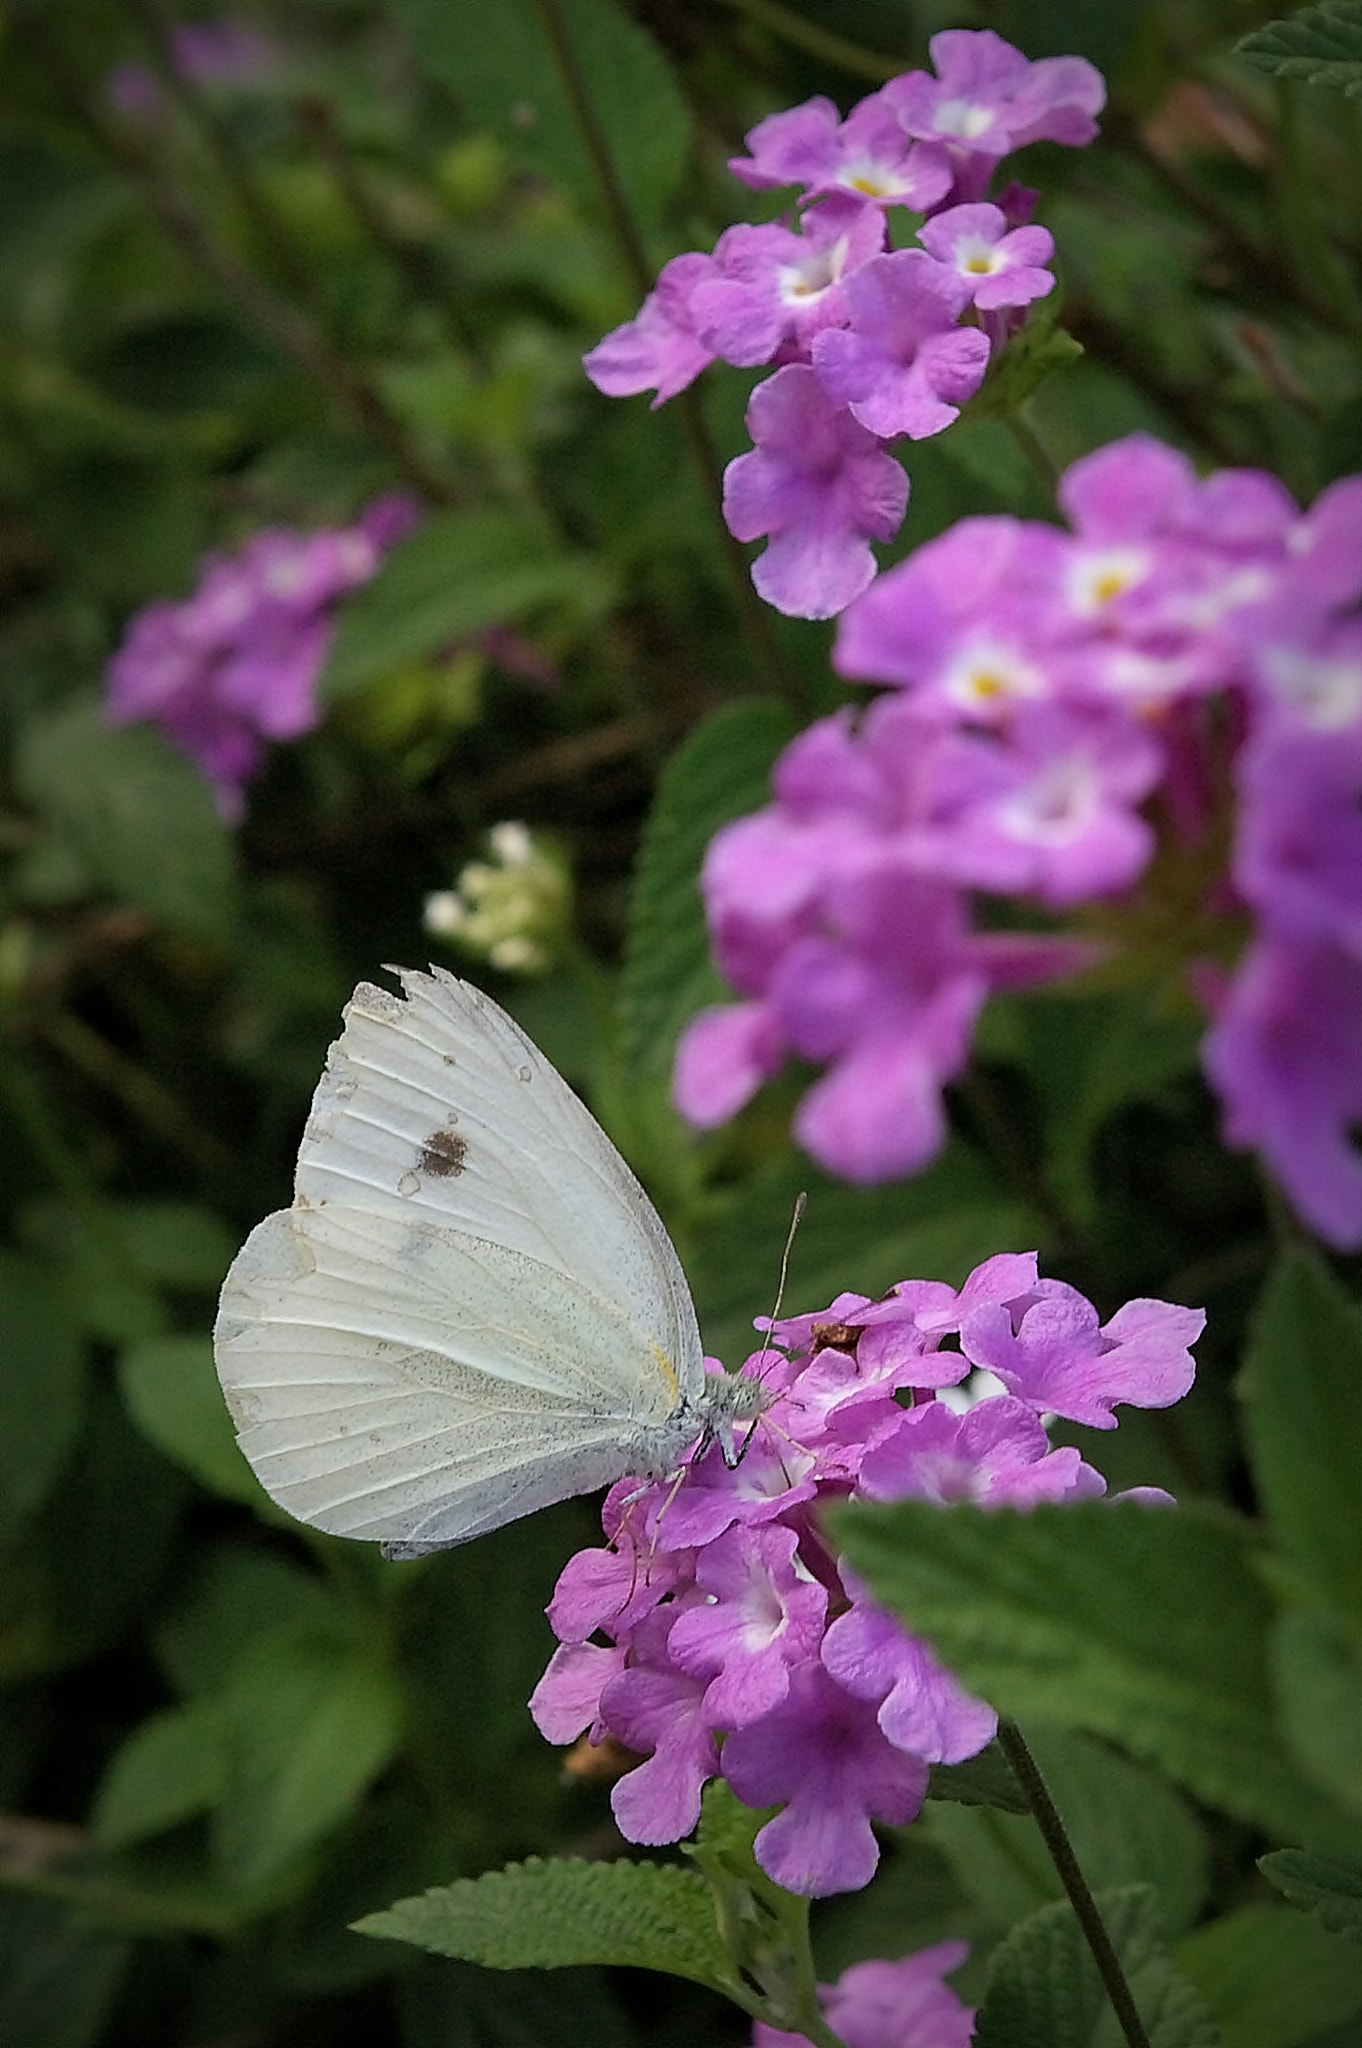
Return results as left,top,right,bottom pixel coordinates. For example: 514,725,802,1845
213,968,766,1557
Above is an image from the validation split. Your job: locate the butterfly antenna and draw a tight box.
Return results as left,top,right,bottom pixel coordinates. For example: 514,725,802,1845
754,1190,807,1385
727,1192,808,1476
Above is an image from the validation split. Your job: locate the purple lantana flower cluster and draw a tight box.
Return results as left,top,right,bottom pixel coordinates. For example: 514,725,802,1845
584,30,1103,619
530,1252,1201,1898
105,17,280,123
673,431,1362,1247
754,1945,975,2048
106,493,419,817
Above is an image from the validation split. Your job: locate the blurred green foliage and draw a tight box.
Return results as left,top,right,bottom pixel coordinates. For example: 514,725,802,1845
0,1,1360,2044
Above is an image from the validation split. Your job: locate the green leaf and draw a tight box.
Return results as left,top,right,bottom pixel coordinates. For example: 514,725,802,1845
0,1893,128,2048
0,1249,85,1542
1179,1902,1362,2048
690,1140,1036,1368
113,1202,237,1290
1235,1,1362,95
15,700,237,941
1013,991,1201,1222
4,1385,184,1681
927,1727,1210,1938
156,1547,350,1699
92,1704,228,1849
619,697,796,1088
927,1738,1029,1815
920,1798,1057,1932
212,1634,405,1892
0,138,125,296
1240,1253,1362,1629
92,310,277,416
355,1857,732,1990
397,1957,638,2048
971,304,1086,420
117,1334,265,1507
689,1778,771,1873
975,1885,1220,2048
394,0,691,231
1272,1611,1362,1818
1030,1729,1211,1938
21,1195,233,1312
12,1196,163,1345
398,1509,599,1796
833,1497,1352,1847
1260,1848,1362,1946
319,508,585,701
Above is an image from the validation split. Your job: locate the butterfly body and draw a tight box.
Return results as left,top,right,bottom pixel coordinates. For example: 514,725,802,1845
214,969,762,1554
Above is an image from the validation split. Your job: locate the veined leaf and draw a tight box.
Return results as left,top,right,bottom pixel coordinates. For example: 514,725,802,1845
833,1496,1354,1847
355,1857,733,1991
1236,2,1362,94
394,0,690,231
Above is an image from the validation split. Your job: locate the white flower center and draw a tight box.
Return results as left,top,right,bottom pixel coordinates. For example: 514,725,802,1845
941,637,1048,711
932,97,996,142
1066,546,1149,614
778,235,849,304
1000,759,1096,845
1258,644,1362,729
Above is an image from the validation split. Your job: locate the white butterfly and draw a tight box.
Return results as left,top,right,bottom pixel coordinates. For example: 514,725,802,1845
213,967,764,1556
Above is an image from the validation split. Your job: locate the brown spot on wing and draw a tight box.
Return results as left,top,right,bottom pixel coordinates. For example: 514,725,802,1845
418,1129,468,1177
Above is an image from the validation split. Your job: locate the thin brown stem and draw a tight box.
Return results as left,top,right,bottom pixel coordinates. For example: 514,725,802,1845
15,6,455,505
714,0,904,81
42,1011,235,1180
996,1721,1153,2048
959,1066,1081,1262
290,94,484,356
530,0,798,704
1101,104,1358,341
120,0,320,309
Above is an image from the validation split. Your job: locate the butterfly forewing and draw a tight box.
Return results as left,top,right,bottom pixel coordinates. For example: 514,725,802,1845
295,970,701,1390
213,970,707,1549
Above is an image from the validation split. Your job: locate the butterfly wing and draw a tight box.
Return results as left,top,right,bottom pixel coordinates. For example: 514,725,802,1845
213,969,705,1549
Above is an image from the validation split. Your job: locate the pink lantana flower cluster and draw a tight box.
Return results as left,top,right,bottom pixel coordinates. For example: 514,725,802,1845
106,493,419,817
530,1252,1201,1898
673,431,1362,1248
584,30,1103,619
754,1945,976,2048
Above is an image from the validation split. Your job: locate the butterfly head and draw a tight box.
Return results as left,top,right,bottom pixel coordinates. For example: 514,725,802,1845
696,1365,772,1470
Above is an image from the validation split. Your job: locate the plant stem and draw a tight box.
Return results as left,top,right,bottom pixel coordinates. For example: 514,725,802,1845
121,0,320,310
14,6,455,505
783,1892,845,2048
996,1720,1153,2048
959,1065,1082,1266
290,94,484,357
1271,79,1362,342
530,0,797,705
714,0,904,81
0,1050,120,1254
1005,409,1061,498
42,1010,234,1179
672,388,798,706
